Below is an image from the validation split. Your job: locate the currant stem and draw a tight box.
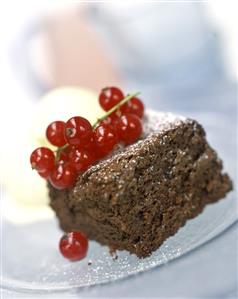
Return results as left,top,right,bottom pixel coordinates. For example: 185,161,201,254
92,91,140,129
55,91,140,159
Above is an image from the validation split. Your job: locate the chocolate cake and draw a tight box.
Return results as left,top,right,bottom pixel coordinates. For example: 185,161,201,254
49,110,232,258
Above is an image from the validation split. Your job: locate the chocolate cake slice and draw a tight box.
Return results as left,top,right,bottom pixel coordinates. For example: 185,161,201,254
49,110,232,258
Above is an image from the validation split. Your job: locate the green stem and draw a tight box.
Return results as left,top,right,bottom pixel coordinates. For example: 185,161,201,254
92,91,140,129
55,91,140,158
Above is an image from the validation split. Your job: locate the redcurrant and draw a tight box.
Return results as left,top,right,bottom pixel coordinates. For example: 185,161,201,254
65,116,93,146
94,124,118,155
38,169,52,179
69,147,95,172
59,231,88,261
30,147,55,173
49,162,77,190
83,136,96,152
46,121,67,147
124,97,144,118
99,113,120,127
58,145,73,163
116,113,142,145
99,87,124,111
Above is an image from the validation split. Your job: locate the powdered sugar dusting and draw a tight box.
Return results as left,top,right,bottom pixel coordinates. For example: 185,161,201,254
143,110,187,136
78,110,188,181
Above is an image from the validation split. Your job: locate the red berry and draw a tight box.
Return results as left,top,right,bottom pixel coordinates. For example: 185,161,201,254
46,121,67,147
94,124,118,155
38,169,52,179
30,147,55,173
58,151,69,163
58,145,73,163
49,162,77,190
124,97,144,118
65,116,93,146
99,114,120,127
83,136,96,152
69,147,95,172
99,87,124,111
116,113,142,145
95,148,107,160
59,231,88,261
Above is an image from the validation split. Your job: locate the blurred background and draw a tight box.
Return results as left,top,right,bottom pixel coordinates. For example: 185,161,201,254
0,1,237,298
1,1,237,92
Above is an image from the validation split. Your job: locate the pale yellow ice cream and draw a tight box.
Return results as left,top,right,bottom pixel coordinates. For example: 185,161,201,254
2,87,102,223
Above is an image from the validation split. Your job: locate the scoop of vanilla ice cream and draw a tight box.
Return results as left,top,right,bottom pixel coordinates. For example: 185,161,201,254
2,87,101,223
30,87,103,144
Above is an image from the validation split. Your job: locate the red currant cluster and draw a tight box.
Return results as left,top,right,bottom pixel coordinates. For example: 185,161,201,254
30,87,144,191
